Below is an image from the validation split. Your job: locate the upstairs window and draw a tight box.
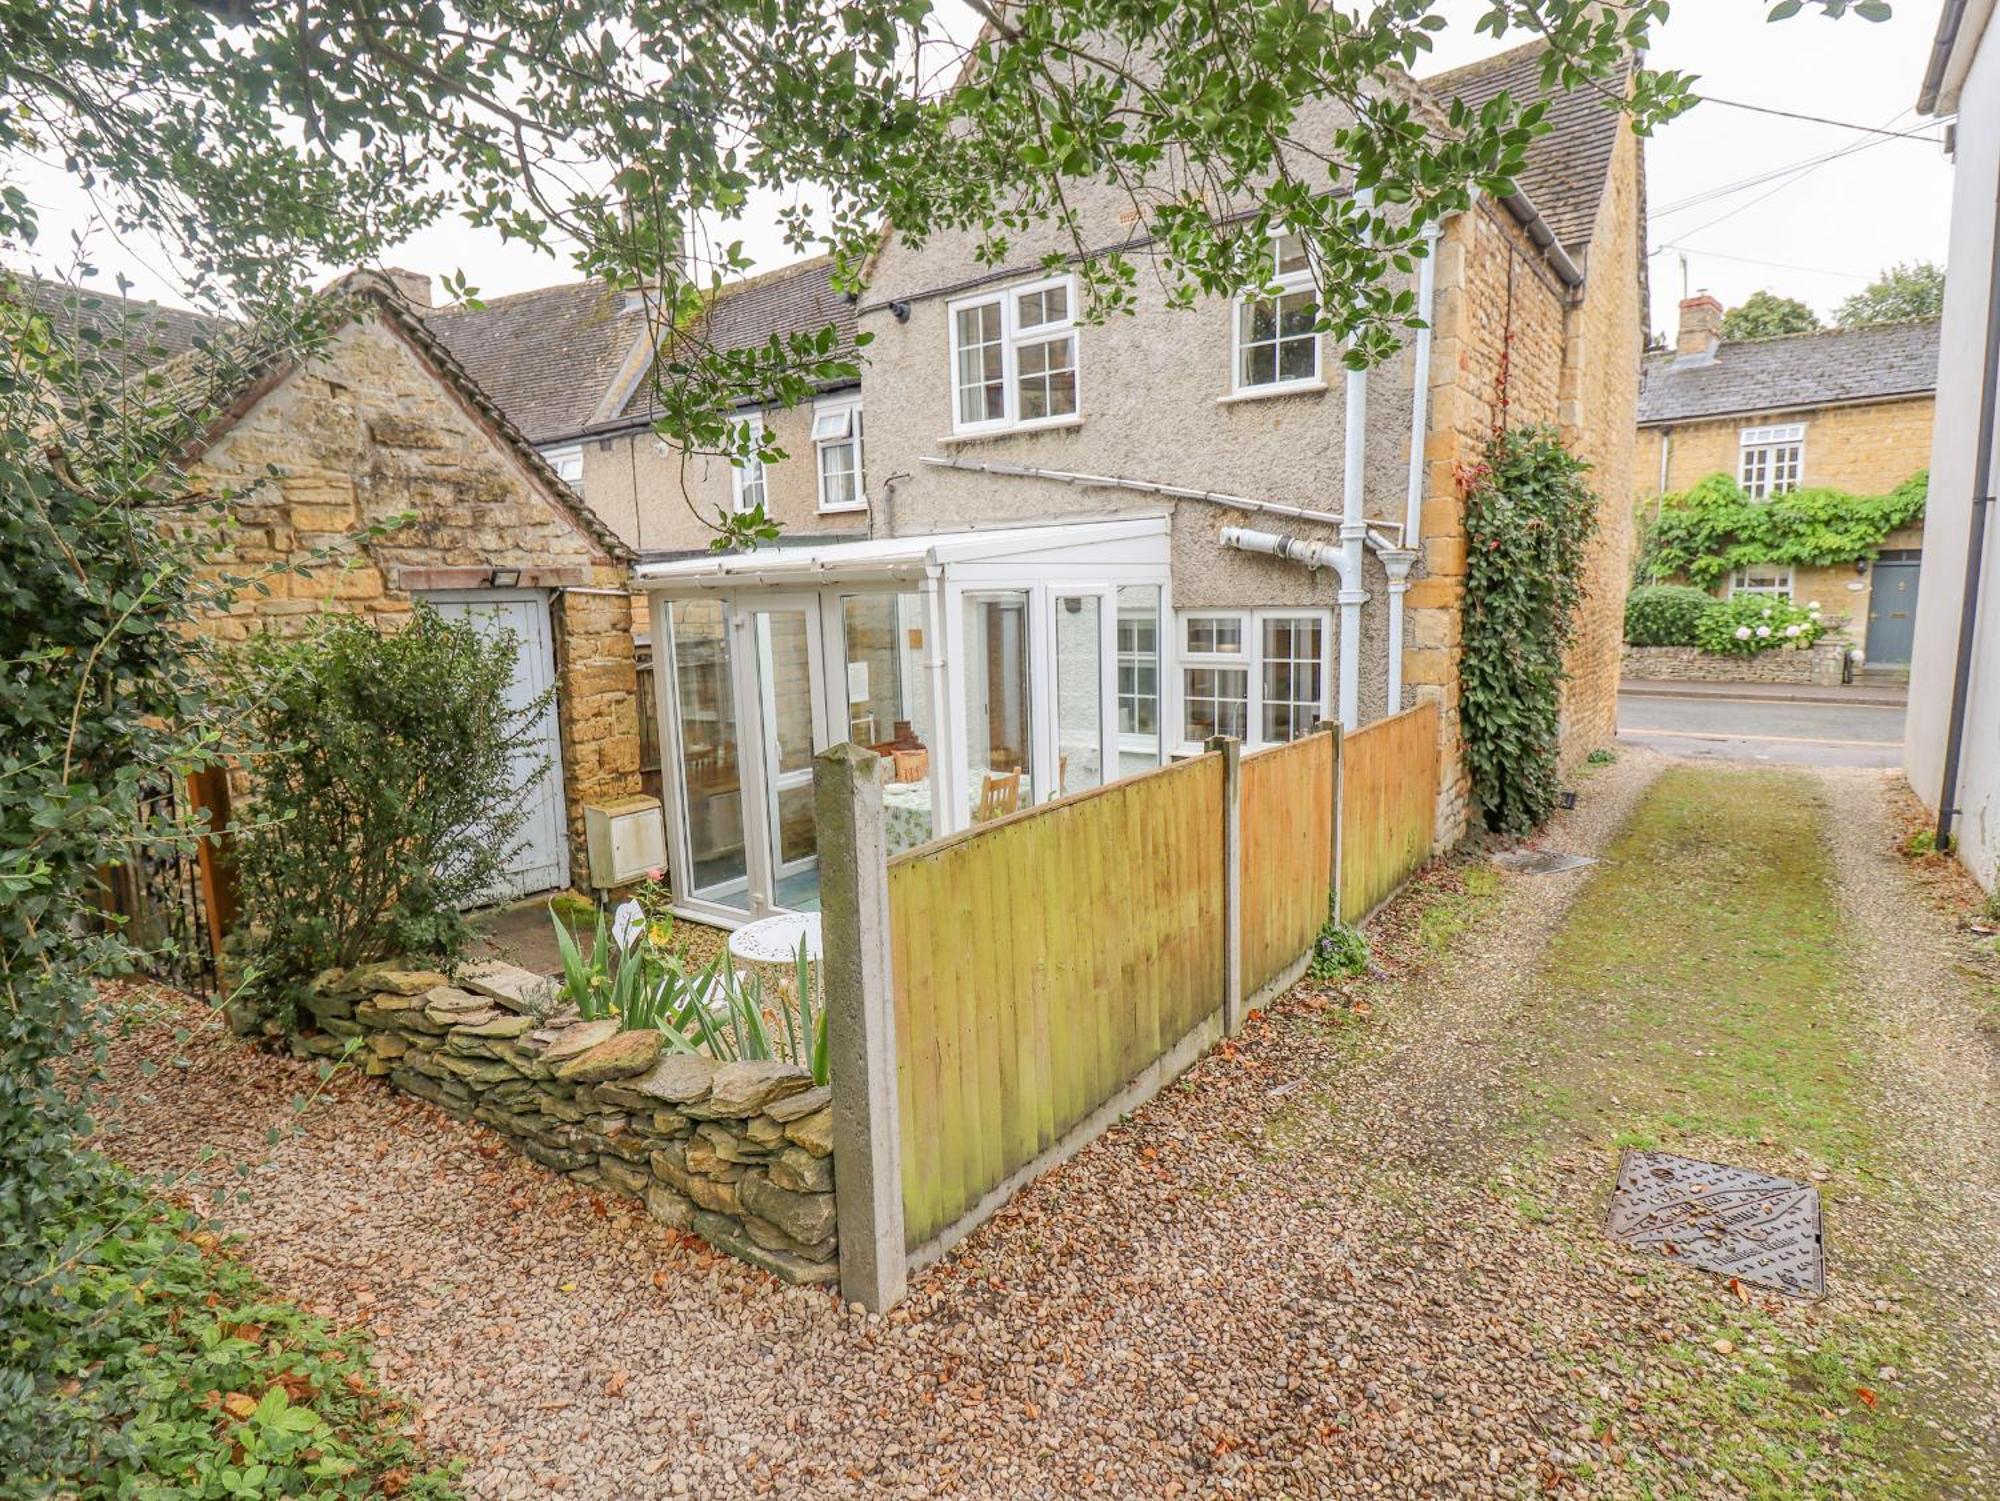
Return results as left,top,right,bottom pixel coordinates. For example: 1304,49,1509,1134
541,443,584,496
814,400,865,512
730,413,767,514
948,274,1079,434
1739,423,1805,499
1729,565,1794,600
1234,232,1321,393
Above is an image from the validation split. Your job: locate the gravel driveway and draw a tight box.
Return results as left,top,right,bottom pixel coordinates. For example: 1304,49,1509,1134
96,750,2000,1498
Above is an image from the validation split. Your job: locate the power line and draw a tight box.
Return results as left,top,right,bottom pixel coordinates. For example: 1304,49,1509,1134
1653,130,1894,218
1694,95,1949,142
1644,244,1873,281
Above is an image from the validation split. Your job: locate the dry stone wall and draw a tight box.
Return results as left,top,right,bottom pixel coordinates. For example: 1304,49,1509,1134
292,959,837,1286
1621,641,1848,688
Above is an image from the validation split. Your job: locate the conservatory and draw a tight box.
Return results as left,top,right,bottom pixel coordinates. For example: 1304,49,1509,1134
634,516,1173,924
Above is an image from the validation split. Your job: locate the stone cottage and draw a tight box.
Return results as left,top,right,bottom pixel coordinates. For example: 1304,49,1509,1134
1635,296,1938,668
167,271,647,898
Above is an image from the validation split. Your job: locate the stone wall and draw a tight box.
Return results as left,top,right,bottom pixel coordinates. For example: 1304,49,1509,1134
1621,641,1848,687
293,959,837,1286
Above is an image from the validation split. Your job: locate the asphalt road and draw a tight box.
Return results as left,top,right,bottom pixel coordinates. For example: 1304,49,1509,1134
1616,690,1907,768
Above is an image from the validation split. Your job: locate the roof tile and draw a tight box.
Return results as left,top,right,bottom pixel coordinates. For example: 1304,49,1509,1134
1638,320,1940,425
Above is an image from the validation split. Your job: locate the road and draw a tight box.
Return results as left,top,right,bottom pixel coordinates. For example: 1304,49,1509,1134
1617,688,1906,767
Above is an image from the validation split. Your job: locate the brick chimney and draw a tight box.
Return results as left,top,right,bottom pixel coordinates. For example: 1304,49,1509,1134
378,267,432,308
1676,291,1723,358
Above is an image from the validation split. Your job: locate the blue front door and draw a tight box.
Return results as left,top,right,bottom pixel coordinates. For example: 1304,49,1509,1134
1865,557,1921,666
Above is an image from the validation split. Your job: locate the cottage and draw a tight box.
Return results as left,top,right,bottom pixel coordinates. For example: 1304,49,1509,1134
4,269,651,900
1636,295,1938,667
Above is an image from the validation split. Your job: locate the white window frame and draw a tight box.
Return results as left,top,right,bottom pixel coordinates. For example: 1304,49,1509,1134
1738,423,1806,500
1175,607,1332,751
1729,565,1795,600
946,273,1081,436
730,411,767,515
1231,231,1323,396
813,398,865,513
541,443,584,495
1116,603,1161,753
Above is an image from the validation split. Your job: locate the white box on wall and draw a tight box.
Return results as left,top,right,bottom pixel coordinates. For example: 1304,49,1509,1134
584,796,667,888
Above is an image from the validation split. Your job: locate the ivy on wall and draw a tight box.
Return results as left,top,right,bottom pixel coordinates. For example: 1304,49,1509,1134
1459,426,1601,837
1641,471,1928,589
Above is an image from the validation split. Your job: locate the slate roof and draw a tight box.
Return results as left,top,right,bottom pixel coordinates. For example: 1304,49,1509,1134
427,278,647,445
1638,320,1941,426
613,255,859,424
1423,40,1631,255
3,270,229,365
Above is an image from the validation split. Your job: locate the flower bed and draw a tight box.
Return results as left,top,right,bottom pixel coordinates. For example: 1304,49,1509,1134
291,960,838,1285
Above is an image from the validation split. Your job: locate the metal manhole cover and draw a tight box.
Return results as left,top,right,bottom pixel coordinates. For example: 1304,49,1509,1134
1605,1150,1823,1298
1491,848,1598,876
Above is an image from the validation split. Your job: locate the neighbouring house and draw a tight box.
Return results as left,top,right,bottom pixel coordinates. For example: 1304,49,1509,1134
582,38,1649,923
6,269,649,901
1635,294,1938,667
1907,0,2000,889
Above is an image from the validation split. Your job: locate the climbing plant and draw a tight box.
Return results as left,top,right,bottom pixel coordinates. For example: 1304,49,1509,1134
1459,426,1600,837
1640,471,1927,588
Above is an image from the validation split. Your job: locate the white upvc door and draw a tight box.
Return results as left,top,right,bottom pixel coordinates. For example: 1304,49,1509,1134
419,589,569,902
733,593,835,914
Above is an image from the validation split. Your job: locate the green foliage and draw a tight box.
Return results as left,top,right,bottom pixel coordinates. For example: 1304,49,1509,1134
1308,917,1370,981
229,607,548,1023
1460,426,1601,837
16,1168,456,1499
549,906,830,1084
1693,596,1829,657
1721,290,1820,341
1642,472,1927,588
1623,584,1716,647
1836,261,1946,327
1585,747,1617,766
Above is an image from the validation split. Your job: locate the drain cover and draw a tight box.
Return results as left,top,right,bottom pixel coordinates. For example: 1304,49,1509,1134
1491,848,1597,876
1605,1150,1823,1298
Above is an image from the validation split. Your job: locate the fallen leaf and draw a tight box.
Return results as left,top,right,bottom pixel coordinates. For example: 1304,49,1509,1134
605,1371,629,1398
1728,1278,1750,1306
1856,1387,1878,1409
221,1392,257,1420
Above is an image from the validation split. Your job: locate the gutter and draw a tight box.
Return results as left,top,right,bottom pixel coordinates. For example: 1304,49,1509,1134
1918,0,1981,115
1499,190,1583,290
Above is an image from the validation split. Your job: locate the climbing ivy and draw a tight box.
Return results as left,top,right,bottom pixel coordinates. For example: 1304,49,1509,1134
1640,471,1927,589
1459,426,1600,837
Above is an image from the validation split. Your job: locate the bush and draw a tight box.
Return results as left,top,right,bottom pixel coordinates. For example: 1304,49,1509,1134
1641,471,1927,589
1460,426,1601,836
230,606,550,1021
1692,596,1828,656
1623,584,1715,646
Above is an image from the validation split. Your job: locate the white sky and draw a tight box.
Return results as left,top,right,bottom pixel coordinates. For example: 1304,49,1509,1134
5,1,1957,342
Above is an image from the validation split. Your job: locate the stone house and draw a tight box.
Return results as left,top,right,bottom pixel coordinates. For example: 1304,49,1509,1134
166,272,648,898
1635,296,1938,666
409,39,1646,923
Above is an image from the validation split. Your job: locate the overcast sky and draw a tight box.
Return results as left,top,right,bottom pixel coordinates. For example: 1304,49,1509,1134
6,1,1957,342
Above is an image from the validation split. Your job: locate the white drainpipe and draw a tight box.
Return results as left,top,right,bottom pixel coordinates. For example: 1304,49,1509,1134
1337,188,1376,732
1386,222,1441,712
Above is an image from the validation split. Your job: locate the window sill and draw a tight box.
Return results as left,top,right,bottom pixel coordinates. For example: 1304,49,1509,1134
817,500,870,515
936,415,1084,446
1215,380,1328,407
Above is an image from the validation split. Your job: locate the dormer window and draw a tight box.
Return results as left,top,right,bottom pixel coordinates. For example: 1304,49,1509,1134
947,274,1080,434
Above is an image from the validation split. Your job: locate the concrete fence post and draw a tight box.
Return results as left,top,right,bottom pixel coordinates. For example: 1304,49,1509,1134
1207,735,1245,1035
814,742,907,1312
1328,723,1346,925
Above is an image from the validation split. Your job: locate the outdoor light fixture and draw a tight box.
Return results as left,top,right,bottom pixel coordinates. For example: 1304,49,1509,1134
489,567,522,588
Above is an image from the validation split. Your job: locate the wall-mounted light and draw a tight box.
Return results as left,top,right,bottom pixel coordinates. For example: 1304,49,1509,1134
890,299,911,323
489,567,522,588
1854,559,1869,576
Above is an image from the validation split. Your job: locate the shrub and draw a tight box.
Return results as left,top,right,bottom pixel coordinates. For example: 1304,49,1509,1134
1623,584,1715,646
1308,917,1370,981
1640,471,1927,589
1692,596,1828,656
230,606,549,1021
1460,425,1601,836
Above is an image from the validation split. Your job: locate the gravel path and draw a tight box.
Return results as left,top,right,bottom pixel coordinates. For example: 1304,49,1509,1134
94,750,1998,1498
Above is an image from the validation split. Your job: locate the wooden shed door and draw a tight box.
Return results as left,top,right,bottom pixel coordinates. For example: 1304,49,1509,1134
421,590,570,901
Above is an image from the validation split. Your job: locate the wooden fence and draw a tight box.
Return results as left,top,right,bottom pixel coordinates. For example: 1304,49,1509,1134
1338,701,1438,924
1240,730,1336,999
884,754,1227,1253
818,705,1440,1310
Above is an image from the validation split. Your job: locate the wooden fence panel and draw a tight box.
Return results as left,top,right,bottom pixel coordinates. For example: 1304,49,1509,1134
1338,701,1439,924
887,754,1227,1252
1239,730,1335,998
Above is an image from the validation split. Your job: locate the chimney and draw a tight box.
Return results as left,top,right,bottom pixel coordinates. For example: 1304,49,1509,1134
1676,291,1723,358
379,268,432,308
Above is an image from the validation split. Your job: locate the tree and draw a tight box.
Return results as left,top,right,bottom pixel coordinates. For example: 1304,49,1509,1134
1836,261,1947,327
1721,289,1820,341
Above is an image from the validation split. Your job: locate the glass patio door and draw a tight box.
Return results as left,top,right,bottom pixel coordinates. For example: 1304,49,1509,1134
747,602,830,913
